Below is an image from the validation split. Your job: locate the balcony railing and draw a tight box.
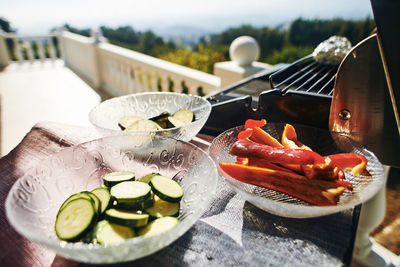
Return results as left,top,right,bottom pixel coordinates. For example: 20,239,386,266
0,30,273,97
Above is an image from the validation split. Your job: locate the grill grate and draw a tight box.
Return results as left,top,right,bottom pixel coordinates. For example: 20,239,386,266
269,55,339,96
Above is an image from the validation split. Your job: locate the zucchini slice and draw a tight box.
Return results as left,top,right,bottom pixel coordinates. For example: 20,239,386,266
137,216,179,237
149,111,170,128
83,191,101,214
145,195,180,218
91,188,112,214
59,192,93,211
167,109,194,127
55,198,97,241
94,220,135,245
103,171,135,187
118,115,143,130
105,209,149,228
124,119,163,132
110,181,152,203
149,175,184,203
116,195,154,211
138,172,160,184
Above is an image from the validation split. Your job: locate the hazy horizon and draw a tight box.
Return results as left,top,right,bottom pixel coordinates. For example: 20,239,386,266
1,0,373,35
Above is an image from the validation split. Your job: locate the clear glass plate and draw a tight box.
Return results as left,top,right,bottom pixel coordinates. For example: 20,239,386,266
208,123,386,218
6,134,218,263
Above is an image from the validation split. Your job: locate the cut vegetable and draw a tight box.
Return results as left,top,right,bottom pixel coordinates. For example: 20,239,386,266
83,191,101,214
124,119,163,132
167,109,194,127
94,220,135,245
59,192,93,211
105,209,149,228
55,198,97,241
138,173,160,184
91,188,112,214
118,115,143,130
145,195,180,218
149,111,170,128
103,171,135,187
137,216,179,237
111,181,152,202
116,196,154,211
149,175,184,203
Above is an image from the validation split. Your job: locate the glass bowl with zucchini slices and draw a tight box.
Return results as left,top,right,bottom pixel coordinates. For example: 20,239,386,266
88,92,212,141
5,134,218,264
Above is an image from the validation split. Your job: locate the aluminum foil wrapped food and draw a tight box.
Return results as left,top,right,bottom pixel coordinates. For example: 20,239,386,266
312,36,352,65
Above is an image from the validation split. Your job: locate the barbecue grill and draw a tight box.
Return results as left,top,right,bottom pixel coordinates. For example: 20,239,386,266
202,0,400,168
203,55,335,135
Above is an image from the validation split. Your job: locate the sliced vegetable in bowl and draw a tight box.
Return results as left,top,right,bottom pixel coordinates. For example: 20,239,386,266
5,134,218,263
54,170,186,246
209,119,386,218
89,92,211,142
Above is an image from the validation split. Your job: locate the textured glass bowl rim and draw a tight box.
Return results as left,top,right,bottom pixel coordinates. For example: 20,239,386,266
209,124,386,218
88,92,212,135
5,133,218,262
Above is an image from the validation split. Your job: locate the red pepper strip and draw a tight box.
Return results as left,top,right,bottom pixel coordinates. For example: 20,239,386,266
301,163,345,180
245,119,266,129
219,163,345,206
282,124,312,150
236,157,249,165
326,153,369,176
250,127,284,148
230,139,325,165
247,158,299,173
248,158,350,188
238,128,254,140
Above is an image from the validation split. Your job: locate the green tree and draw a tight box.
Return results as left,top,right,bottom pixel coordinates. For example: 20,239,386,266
63,24,91,37
0,17,14,32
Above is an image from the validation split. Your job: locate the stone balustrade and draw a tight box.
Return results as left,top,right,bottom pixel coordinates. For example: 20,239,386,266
0,30,274,97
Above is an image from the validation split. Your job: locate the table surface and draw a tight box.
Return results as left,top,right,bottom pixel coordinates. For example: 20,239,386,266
0,121,360,266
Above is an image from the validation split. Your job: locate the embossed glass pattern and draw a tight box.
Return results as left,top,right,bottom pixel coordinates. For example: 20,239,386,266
6,134,218,264
88,92,211,141
208,123,386,218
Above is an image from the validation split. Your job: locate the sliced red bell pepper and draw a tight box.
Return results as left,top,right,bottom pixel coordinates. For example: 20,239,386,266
247,158,298,173
301,162,345,180
219,163,345,206
241,119,283,147
230,139,325,165
250,127,284,148
235,157,249,165
326,153,369,175
282,124,311,150
245,119,266,129
238,128,254,140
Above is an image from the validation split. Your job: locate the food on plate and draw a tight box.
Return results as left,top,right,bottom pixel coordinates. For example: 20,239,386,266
118,109,195,131
218,119,369,206
103,171,135,187
312,35,352,65
55,171,184,245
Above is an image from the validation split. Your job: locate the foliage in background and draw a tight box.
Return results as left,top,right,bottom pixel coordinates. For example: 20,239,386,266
159,44,226,73
57,17,376,72
63,24,91,37
0,17,15,32
100,26,176,57
1,16,376,73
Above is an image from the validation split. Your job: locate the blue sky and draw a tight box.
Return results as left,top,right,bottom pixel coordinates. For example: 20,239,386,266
1,0,374,34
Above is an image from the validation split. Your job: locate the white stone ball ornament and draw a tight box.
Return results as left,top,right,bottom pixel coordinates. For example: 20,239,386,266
229,36,260,67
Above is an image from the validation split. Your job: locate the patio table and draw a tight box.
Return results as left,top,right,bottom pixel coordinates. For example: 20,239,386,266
0,121,359,266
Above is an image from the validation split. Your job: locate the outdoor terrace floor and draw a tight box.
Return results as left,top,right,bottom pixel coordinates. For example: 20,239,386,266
0,60,101,156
